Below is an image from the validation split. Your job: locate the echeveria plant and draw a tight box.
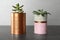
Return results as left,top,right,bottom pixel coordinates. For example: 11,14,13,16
12,3,24,13
33,9,51,17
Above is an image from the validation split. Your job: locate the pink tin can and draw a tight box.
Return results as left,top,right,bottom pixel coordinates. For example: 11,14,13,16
34,21,47,34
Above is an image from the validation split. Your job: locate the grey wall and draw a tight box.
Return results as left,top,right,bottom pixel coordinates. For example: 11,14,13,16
0,0,60,25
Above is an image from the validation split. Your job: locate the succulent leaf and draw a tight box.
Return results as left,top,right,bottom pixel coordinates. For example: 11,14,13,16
12,9,16,11
12,6,16,8
20,5,24,8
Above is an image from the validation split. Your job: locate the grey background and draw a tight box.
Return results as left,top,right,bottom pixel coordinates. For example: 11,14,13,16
0,0,60,25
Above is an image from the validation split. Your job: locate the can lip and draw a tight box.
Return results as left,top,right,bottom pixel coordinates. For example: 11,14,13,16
34,21,47,23
11,12,26,14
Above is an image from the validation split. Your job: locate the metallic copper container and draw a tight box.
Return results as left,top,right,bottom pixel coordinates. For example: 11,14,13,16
11,12,26,35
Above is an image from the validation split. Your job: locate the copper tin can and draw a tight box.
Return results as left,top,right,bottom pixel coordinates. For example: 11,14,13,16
11,12,26,35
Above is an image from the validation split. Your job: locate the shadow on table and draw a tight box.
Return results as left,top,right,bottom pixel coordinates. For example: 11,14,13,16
11,34,47,40
11,34,26,40
34,34,47,40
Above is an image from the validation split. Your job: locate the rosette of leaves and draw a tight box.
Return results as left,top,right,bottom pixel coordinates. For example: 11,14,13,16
33,9,51,17
12,3,24,13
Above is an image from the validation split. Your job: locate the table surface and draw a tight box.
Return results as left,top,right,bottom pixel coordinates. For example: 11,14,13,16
0,25,60,40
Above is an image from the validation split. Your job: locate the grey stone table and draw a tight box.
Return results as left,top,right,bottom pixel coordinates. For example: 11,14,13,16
0,25,60,40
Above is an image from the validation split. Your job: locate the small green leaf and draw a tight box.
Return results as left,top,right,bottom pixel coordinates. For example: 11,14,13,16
48,13,51,15
42,14,44,17
33,11,41,15
16,3,19,7
12,6,16,8
12,9,16,11
38,10,41,11
20,5,24,8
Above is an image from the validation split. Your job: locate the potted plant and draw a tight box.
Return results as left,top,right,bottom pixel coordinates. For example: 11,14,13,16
11,3,26,35
33,9,50,34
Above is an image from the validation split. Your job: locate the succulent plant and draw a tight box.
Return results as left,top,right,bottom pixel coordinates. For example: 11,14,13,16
33,9,51,17
12,3,24,13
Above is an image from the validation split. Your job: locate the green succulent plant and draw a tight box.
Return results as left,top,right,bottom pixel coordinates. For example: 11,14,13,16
33,9,51,17
12,3,24,13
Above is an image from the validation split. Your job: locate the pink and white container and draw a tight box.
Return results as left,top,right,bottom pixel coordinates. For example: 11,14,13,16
34,15,47,34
